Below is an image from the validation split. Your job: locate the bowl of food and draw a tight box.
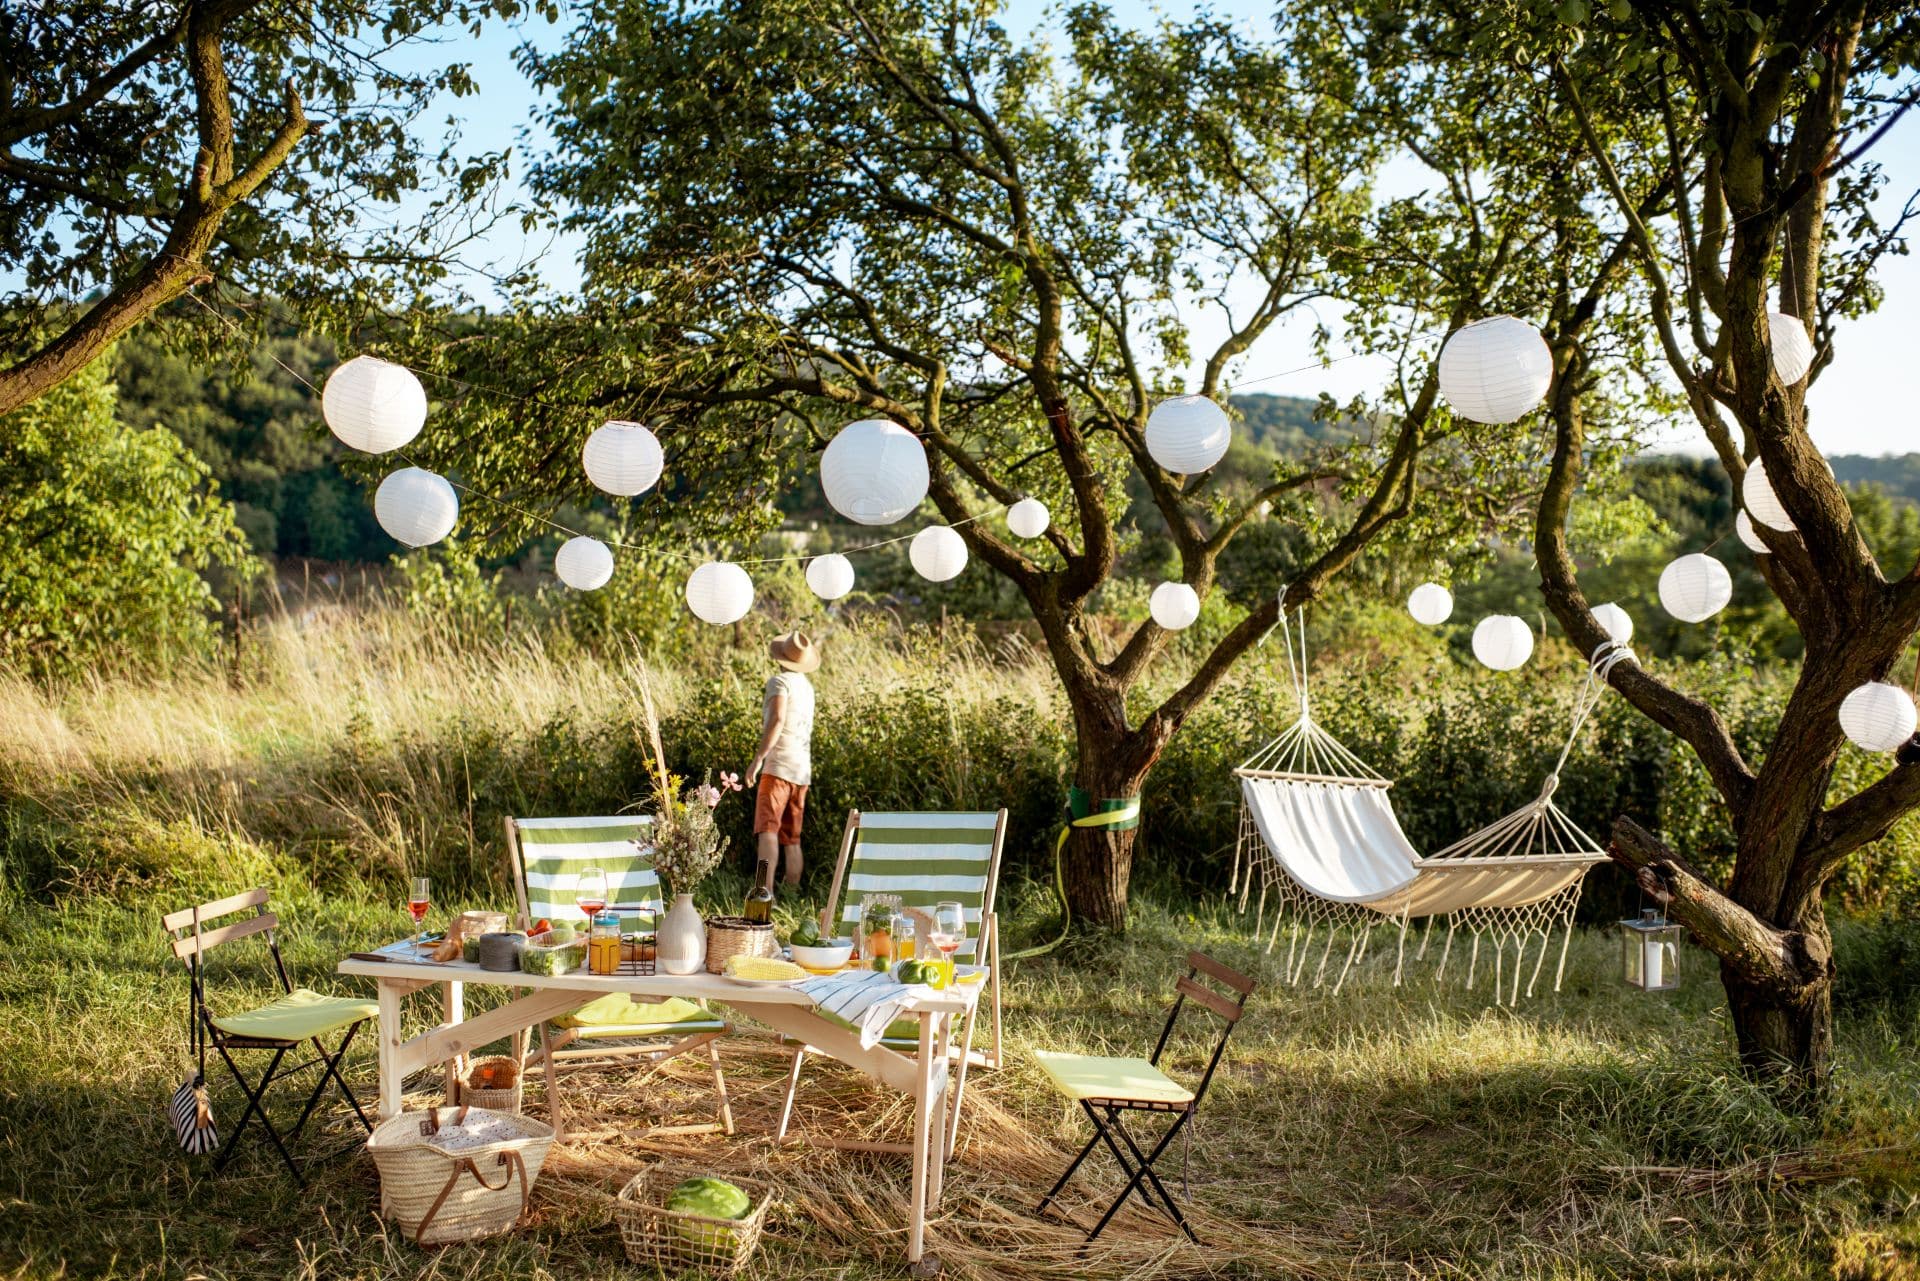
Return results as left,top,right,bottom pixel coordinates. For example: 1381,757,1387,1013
788,940,853,970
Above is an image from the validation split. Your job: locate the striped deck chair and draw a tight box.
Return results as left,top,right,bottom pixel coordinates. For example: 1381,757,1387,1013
775,808,1007,1156
505,815,734,1141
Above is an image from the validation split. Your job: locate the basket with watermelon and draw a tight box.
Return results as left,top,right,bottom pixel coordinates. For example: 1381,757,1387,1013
616,1164,774,1273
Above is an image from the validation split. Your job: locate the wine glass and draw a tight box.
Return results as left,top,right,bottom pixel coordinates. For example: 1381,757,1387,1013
407,876,431,952
932,901,966,980
575,867,609,919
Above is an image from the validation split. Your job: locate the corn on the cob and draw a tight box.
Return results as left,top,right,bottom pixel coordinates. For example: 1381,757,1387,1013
723,955,807,980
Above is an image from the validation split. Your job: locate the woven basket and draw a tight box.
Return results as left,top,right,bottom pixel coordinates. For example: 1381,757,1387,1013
367,1105,554,1245
461,1056,523,1114
703,917,776,974
616,1165,775,1274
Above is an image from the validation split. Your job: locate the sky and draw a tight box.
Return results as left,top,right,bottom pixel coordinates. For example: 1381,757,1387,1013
404,2,1920,458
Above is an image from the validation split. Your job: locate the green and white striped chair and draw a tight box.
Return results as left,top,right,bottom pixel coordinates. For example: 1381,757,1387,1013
505,815,733,1140
775,808,1007,1155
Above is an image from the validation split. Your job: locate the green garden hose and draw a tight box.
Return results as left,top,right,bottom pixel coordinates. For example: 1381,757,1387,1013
1003,793,1140,961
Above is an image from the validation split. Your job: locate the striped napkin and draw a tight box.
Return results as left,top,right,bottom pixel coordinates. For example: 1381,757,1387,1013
798,970,935,1049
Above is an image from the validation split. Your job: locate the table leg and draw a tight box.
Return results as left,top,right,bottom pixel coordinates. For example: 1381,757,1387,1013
930,1012,953,1204
909,1011,936,1264
442,980,465,1104
376,980,404,1120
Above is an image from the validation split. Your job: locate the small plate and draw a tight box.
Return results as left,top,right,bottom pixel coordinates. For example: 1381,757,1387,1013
954,965,986,985
721,972,810,987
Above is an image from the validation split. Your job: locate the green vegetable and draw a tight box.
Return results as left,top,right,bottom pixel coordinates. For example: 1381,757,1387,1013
897,959,927,985
666,1177,751,1251
790,917,823,948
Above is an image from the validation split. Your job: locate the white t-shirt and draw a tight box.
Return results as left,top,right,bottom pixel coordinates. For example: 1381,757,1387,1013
762,671,815,786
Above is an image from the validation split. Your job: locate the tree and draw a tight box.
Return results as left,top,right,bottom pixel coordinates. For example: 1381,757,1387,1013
397,0,1634,927
0,0,526,417
1424,0,1920,1097
0,347,256,675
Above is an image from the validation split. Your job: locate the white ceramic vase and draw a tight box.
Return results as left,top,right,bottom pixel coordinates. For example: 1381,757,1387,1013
657,893,706,975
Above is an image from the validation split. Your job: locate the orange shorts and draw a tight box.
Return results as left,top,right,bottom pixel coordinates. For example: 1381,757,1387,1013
753,774,809,844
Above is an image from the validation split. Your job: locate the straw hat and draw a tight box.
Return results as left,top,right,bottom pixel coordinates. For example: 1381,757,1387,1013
768,629,821,673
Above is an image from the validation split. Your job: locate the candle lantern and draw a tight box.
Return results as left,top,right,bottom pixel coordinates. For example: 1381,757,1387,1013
1619,908,1683,991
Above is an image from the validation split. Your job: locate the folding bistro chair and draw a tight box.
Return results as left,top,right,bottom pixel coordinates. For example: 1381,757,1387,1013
161,888,377,1182
774,808,1008,1154
505,815,734,1141
1033,951,1255,1245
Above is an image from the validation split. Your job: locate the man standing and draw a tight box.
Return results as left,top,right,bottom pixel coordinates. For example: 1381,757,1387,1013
746,629,818,892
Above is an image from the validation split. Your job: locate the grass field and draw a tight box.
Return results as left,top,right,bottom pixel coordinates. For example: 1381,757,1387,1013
3,884,1918,1280
3,607,1918,1279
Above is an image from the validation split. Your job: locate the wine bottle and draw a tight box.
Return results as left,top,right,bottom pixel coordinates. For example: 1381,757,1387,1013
742,856,775,924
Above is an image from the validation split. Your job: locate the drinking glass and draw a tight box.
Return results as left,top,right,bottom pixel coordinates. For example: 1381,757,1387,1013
932,901,966,981
407,876,431,951
575,867,609,918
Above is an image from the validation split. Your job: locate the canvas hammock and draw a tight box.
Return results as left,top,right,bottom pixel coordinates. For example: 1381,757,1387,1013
1229,609,1628,1002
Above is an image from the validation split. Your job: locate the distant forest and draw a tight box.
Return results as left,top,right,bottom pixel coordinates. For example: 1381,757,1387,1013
109,333,1920,568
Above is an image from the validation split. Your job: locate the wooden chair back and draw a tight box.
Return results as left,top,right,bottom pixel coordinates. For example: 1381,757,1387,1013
1150,951,1256,1109
160,887,291,1011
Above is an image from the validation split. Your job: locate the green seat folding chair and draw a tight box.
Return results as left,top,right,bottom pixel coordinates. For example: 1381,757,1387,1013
774,808,1007,1155
1033,951,1255,1245
162,888,377,1183
505,815,734,1140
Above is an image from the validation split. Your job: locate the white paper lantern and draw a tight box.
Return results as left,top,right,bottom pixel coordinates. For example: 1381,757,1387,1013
1145,395,1232,474
1742,458,1795,532
1437,316,1554,424
1839,681,1918,753
374,467,458,548
1590,601,1634,645
554,536,614,591
820,419,929,525
1007,497,1050,540
1471,614,1535,671
909,525,968,582
684,561,754,625
322,355,427,454
1769,311,1814,384
805,553,855,601
582,421,664,497
1407,582,1453,626
1735,510,1770,554
1658,552,1733,623
1149,581,1201,630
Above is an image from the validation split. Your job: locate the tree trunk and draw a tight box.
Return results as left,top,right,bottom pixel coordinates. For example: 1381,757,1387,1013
1722,959,1833,1100
1058,686,1160,931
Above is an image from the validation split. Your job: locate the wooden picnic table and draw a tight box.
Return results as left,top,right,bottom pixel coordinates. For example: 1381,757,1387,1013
336,951,982,1267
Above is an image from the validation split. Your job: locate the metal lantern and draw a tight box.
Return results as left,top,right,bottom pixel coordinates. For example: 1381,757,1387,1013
908,525,968,581
820,419,929,525
1657,552,1732,623
582,421,664,497
1619,908,1683,991
1145,395,1232,474
1407,582,1453,626
323,355,427,454
1769,310,1814,385
1437,316,1553,424
374,466,458,548
805,552,855,601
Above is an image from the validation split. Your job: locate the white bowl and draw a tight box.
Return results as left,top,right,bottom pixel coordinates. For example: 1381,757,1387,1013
789,941,854,969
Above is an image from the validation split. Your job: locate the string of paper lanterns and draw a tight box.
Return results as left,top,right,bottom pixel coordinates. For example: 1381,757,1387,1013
908,525,969,581
373,467,459,548
1840,681,1919,753
1471,615,1535,671
1437,316,1554,424
1407,582,1454,626
1769,311,1814,385
1150,582,1202,631
554,535,615,591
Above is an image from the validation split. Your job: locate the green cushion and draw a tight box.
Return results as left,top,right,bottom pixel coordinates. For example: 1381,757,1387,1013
552,995,718,1036
1033,1050,1193,1105
212,988,377,1042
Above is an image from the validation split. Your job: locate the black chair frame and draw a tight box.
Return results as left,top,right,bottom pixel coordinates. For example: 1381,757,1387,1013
164,889,374,1183
1035,950,1256,1245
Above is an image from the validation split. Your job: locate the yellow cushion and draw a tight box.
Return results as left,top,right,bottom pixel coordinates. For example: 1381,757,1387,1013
1033,1050,1193,1106
552,995,720,1037
212,988,377,1042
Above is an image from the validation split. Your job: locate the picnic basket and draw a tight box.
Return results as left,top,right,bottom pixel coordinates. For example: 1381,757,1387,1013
616,1163,775,1274
461,1055,523,1114
703,916,776,974
367,1105,553,1245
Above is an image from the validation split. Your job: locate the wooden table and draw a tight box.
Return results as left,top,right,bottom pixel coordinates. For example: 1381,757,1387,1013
337,954,980,1266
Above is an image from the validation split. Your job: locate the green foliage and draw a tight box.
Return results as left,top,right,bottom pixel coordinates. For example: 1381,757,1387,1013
0,356,257,676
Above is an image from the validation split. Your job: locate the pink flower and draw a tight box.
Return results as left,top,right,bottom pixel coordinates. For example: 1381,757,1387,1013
696,783,722,808
719,771,743,792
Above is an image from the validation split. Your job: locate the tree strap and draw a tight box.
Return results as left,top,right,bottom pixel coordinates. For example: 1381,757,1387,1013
415,1149,527,1242
1003,793,1141,962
